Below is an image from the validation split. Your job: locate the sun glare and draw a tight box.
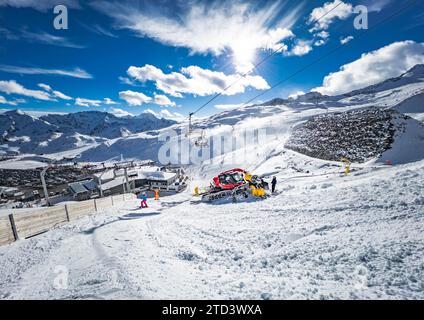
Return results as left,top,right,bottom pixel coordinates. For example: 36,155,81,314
232,41,256,74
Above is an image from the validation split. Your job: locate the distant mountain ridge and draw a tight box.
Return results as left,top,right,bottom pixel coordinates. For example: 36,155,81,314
1,65,423,160
259,64,424,109
0,110,176,156
40,111,175,139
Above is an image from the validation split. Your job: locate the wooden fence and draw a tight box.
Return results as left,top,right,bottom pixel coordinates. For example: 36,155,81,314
0,193,137,247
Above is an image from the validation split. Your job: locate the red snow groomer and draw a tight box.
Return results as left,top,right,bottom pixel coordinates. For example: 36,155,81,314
201,168,267,202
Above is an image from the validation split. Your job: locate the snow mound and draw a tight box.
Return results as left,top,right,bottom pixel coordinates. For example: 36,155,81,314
379,115,424,164
394,92,424,114
285,109,424,164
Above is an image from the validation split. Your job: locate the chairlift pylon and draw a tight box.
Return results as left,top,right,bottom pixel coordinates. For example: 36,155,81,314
186,112,194,137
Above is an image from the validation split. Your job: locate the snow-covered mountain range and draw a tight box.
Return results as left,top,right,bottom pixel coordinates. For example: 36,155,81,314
1,64,423,167
0,110,175,156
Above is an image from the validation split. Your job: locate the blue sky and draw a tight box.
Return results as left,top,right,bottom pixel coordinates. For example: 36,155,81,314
0,0,423,120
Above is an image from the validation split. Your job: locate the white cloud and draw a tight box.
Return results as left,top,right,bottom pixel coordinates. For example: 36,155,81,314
92,0,302,73
314,39,326,47
340,36,354,45
288,91,305,99
0,95,25,106
110,108,133,117
52,90,72,100
285,40,313,56
75,98,102,107
142,109,158,117
38,83,52,92
127,64,270,98
313,41,424,96
0,26,19,40
316,31,330,39
362,0,393,13
38,83,72,100
308,1,353,31
214,104,243,111
153,94,176,107
104,98,118,105
118,76,137,86
89,24,118,38
0,0,80,11
119,90,152,106
0,65,92,79
119,89,176,107
21,30,84,49
314,31,330,46
159,109,185,122
143,108,185,122
0,80,52,101
158,110,184,122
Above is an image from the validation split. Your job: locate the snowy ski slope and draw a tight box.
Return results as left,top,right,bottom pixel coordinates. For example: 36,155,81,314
0,66,423,300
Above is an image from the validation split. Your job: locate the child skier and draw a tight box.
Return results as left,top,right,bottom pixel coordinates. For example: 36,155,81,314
140,192,148,208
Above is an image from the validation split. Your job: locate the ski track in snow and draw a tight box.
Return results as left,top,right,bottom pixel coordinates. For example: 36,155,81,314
0,159,423,300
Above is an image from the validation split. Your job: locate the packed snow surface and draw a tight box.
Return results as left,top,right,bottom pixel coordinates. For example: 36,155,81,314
0,155,423,300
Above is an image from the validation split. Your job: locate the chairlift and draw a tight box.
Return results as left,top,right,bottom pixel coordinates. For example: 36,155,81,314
187,113,209,147
194,130,209,148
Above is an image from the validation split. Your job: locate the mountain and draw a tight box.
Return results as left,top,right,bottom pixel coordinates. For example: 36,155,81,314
0,110,176,157
1,65,423,164
0,109,56,139
259,64,424,114
40,111,175,139
78,65,424,165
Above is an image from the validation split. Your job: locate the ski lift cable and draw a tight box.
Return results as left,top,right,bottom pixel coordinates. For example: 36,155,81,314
237,0,420,109
188,1,345,117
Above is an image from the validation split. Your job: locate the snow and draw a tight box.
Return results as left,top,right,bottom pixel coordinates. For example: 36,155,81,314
99,177,127,191
0,158,423,299
379,116,424,164
0,110,175,161
137,171,176,181
2,65,424,169
0,159,48,170
1,65,424,299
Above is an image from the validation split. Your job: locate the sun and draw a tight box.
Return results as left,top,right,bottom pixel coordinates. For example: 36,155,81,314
231,41,256,74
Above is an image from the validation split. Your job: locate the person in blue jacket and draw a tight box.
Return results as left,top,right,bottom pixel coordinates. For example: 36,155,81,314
140,192,148,208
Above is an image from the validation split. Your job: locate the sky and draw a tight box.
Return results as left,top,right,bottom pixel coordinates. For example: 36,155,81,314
0,0,423,121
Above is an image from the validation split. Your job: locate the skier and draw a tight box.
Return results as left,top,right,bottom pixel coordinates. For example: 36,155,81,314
140,192,148,208
271,176,277,193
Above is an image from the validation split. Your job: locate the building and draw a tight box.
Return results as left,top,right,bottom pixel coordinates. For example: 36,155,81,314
98,176,130,196
0,187,24,201
68,180,96,201
138,170,179,191
66,165,187,201
97,166,186,196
